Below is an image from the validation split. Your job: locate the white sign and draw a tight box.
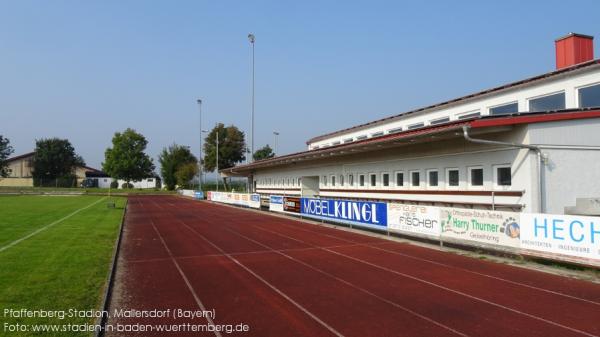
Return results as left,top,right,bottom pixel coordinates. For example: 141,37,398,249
269,195,284,212
387,203,441,237
208,191,260,209
440,208,521,249
520,213,600,263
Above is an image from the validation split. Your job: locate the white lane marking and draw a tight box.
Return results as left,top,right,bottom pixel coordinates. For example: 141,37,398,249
150,220,222,337
246,223,597,336
217,225,467,336
251,211,600,307
0,197,107,253
176,219,345,337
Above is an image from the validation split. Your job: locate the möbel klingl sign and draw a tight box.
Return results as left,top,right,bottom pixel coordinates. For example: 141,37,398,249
300,198,387,227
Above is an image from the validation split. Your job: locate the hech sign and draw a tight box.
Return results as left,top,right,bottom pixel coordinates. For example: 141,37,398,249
300,198,387,227
440,208,521,249
387,203,441,237
520,213,600,263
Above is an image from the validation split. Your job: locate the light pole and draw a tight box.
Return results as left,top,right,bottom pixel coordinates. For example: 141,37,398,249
248,33,255,163
197,99,203,191
202,128,219,191
273,131,279,155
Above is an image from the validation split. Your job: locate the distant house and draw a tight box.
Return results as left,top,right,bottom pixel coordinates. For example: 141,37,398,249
0,152,103,187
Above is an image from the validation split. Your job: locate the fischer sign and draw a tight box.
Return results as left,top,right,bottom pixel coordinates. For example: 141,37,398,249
387,203,440,237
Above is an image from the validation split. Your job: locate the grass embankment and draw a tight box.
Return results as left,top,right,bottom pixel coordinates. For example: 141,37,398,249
0,195,125,336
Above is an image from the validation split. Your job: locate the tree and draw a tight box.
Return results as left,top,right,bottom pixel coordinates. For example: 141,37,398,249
32,138,85,186
158,144,197,190
253,144,275,161
203,123,246,189
0,135,14,178
103,128,155,185
175,162,199,189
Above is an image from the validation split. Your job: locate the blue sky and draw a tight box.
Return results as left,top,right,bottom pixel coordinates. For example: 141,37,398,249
1,0,599,170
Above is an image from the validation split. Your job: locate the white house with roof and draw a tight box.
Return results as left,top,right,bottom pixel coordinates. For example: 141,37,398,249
221,33,600,215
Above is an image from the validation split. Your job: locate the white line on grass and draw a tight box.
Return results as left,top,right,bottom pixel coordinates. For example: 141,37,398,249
0,196,107,253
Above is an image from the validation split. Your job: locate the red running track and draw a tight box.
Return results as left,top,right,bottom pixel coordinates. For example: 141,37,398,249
106,195,600,337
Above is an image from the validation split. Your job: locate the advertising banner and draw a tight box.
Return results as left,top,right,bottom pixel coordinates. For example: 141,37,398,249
387,203,441,237
300,198,387,228
440,208,521,249
283,197,301,214
269,195,284,212
520,213,600,262
208,191,260,209
194,191,204,199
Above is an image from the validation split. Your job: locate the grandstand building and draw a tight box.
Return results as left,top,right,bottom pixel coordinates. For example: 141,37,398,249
221,33,600,215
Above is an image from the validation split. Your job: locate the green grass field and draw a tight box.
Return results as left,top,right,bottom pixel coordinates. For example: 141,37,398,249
0,195,125,337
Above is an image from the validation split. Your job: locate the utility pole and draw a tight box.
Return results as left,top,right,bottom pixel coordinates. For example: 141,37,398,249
248,33,255,162
197,99,203,191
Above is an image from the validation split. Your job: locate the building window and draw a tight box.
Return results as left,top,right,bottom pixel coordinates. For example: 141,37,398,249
495,165,512,186
395,172,404,187
382,173,390,187
579,83,600,108
529,92,565,112
446,168,459,187
428,170,438,187
371,131,384,138
322,175,327,186
489,102,518,115
331,141,341,146
343,138,354,143
458,111,480,120
359,174,365,187
370,174,377,187
339,175,344,186
410,171,420,187
469,167,484,187
388,127,403,134
356,135,368,140
430,117,450,125
408,122,425,130
348,174,354,186
331,175,336,187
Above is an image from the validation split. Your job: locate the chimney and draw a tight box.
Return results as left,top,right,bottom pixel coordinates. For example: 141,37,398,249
555,33,594,70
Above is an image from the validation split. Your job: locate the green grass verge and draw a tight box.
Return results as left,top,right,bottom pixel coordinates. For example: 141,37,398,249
0,195,125,337
0,187,175,195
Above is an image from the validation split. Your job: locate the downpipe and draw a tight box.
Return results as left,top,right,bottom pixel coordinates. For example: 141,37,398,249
462,126,546,213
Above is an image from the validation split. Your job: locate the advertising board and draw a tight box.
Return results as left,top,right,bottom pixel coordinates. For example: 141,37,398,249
387,203,441,237
300,198,387,228
269,195,284,212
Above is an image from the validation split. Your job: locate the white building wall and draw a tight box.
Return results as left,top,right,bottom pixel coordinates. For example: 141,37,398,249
528,119,600,214
309,66,600,149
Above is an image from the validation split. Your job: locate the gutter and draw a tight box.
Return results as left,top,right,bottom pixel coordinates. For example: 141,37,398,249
462,125,546,213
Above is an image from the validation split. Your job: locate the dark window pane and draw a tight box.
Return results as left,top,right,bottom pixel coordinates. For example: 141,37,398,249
579,84,600,108
348,174,354,186
529,92,565,112
497,167,511,186
331,176,335,186
371,132,384,137
383,174,389,186
370,174,376,186
430,117,450,125
339,175,344,186
408,123,425,130
411,172,420,186
459,112,480,120
448,170,459,186
388,127,403,134
396,172,404,186
359,175,365,186
490,102,518,115
471,168,483,186
428,171,438,186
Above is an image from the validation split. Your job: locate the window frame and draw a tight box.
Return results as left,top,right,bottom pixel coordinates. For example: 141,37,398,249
330,175,336,187
381,172,390,187
347,173,354,187
527,91,566,112
457,111,481,120
488,101,518,115
468,166,484,188
322,175,327,187
493,164,512,189
577,82,600,108
429,116,450,125
409,170,421,188
369,173,377,188
394,170,405,188
445,168,460,189
426,169,439,188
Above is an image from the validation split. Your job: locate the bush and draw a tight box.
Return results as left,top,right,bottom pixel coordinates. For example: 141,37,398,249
110,180,119,189
121,182,133,189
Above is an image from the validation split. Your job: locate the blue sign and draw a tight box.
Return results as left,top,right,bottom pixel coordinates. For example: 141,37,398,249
270,195,283,204
194,191,204,199
251,194,260,202
300,198,387,227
